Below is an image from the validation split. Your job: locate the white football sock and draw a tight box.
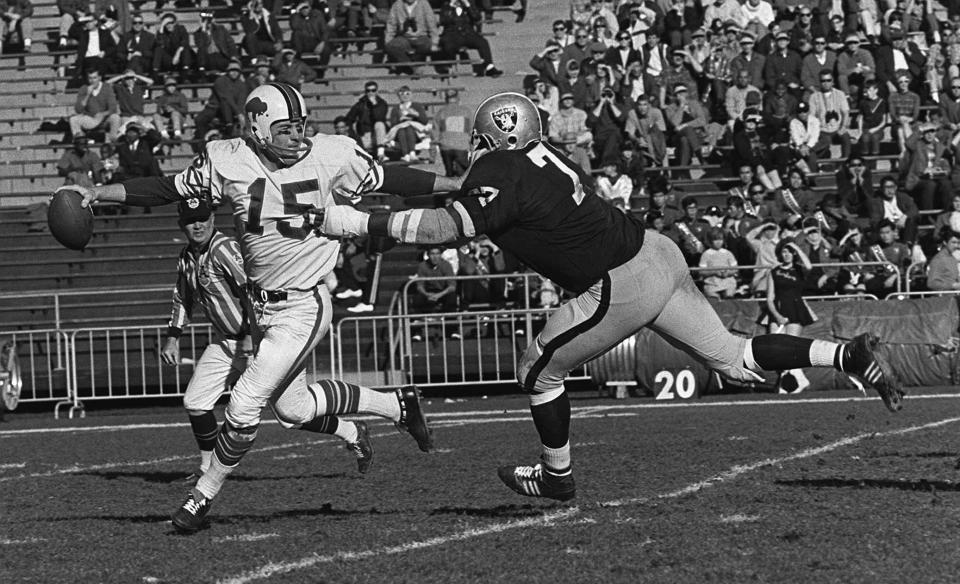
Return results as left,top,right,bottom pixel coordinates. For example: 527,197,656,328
358,388,401,421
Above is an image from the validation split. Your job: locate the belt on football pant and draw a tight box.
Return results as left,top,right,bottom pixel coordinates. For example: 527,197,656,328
247,284,288,303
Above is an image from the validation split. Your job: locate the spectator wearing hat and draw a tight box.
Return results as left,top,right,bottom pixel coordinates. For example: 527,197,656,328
107,68,153,132
788,101,819,172
344,80,389,159
548,92,592,172
383,0,439,76
625,94,667,166
289,2,331,79
561,59,593,110
241,0,283,59
787,6,817,53
432,88,472,177
888,70,921,145
530,39,565,89
684,27,712,70
836,33,874,96
271,48,316,90
763,30,802,93
247,56,273,88
729,31,765,89
902,122,955,211
57,136,104,187
192,59,250,151
589,84,628,165
739,0,775,41
70,68,121,143
875,31,925,96
661,46,701,104
725,68,761,129
664,83,708,170
120,12,154,76
153,12,193,78
561,26,591,73
386,85,429,162
153,75,188,140
113,121,162,182
68,12,119,78
195,11,240,74
808,69,851,161
800,35,837,97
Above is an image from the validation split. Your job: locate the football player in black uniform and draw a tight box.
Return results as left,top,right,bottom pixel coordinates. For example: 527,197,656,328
318,92,905,502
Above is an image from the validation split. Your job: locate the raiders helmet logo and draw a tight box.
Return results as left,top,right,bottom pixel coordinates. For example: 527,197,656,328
490,106,518,132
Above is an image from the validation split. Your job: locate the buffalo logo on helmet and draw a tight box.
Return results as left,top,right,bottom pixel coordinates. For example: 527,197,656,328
245,97,270,122
490,106,518,132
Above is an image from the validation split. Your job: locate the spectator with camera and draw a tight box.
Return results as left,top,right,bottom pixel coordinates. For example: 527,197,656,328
241,0,284,60
384,0,439,75
153,12,193,79
69,14,119,79
120,13,154,75
195,11,240,74
438,0,502,77
588,85,627,163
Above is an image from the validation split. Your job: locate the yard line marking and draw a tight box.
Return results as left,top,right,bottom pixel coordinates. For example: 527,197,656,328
7,393,960,438
216,508,580,584
213,533,280,543
599,416,960,508
0,537,46,545
0,462,26,470
216,415,960,584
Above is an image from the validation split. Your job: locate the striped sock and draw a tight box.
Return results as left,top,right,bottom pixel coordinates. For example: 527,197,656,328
196,422,258,500
300,415,339,435
188,411,219,452
311,379,362,414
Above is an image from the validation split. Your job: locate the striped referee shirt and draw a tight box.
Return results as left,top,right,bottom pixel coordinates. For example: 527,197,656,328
166,230,248,340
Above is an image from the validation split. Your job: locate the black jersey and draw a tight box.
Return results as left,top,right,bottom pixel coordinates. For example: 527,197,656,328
457,141,645,294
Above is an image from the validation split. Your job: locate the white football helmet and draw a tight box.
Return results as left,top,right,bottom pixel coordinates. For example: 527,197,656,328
244,82,310,165
469,92,542,163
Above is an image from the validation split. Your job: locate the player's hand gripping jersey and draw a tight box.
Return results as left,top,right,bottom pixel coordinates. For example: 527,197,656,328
174,135,383,291
456,141,645,293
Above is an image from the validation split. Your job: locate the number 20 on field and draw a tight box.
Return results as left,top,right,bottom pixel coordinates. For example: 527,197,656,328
654,369,697,401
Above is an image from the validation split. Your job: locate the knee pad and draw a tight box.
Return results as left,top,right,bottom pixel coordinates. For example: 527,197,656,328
222,419,259,445
270,390,315,428
516,337,545,391
268,401,302,429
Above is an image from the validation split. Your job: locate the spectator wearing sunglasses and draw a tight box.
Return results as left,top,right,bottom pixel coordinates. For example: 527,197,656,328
344,81,389,160
120,13,155,76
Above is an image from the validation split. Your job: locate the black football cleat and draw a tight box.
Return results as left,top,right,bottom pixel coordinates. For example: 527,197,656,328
841,333,905,412
345,420,374,473
171,491,211,533
395,385,433,452
497,463,576,501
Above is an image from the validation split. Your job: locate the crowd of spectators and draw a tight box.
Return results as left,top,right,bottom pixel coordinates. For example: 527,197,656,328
516,0,960,298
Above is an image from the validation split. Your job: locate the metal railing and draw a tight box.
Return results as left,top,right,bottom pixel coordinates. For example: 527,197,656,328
689,260,904,294
0,285,171,330
399,272,540,315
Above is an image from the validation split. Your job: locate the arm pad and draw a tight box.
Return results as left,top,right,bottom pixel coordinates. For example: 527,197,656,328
380,165,440,196
383,208,463,244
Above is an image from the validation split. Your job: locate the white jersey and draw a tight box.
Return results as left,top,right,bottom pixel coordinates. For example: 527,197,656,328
174,135,383,291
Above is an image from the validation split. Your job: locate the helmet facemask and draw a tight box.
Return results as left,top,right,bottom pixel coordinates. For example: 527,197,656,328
468,130,498,165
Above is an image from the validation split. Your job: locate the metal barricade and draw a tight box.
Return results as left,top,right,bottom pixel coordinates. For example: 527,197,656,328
66,324,335,416
0,285,170,330
690,261,903,294
886,290,960,300
400,273,539,316
334,308,590,389
0,328,72,415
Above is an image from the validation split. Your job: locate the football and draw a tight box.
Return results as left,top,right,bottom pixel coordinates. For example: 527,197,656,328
48,189,94,250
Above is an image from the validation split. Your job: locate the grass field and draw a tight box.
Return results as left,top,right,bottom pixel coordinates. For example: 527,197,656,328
3,388,960,584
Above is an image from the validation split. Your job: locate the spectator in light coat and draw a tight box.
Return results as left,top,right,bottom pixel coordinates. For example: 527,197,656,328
925,230,960,291
69,68,121,142
383,0,439,75
271,48,317,90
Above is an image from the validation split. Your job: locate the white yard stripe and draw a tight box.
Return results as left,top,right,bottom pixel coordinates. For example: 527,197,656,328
0,462,26,470
5,393,960,438
217,508,580,584
214,533,280,543
216,414,960,584
0,537,46,545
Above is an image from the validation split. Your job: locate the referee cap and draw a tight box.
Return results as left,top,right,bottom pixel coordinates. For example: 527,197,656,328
178,198,213,224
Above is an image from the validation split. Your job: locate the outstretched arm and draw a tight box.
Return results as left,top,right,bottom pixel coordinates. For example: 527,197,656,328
320,204,469,245
57,176,182,209
379,165,463,197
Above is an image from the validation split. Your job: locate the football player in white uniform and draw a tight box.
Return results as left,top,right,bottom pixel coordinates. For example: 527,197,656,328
58,82,462,532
